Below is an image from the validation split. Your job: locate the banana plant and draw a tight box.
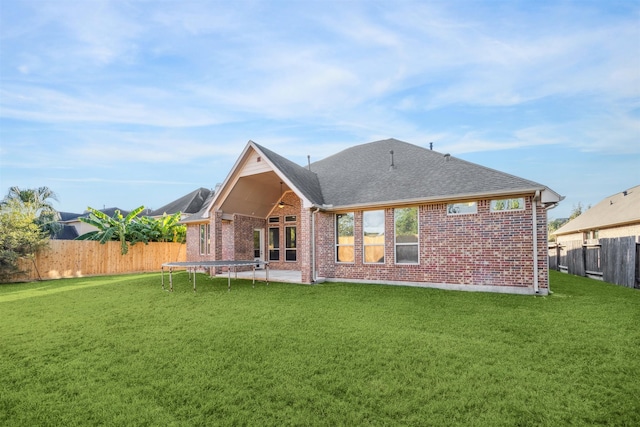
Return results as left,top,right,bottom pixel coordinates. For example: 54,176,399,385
76,206,146,255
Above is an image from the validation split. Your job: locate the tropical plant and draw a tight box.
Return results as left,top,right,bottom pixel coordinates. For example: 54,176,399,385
76,207,186,255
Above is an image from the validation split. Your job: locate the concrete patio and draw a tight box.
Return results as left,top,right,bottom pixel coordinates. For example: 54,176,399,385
217,269,303,284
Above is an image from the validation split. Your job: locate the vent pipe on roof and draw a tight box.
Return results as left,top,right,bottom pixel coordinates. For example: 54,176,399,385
389,150,395,170
430,142,433,150
307,155,311,171
623,190,628,196
444,153,451,161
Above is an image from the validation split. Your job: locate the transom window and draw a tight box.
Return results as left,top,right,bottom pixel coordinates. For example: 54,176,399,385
363,210,385,263
394,207,418,264
490,198,525,212
447,202,477,215
336,213,354,263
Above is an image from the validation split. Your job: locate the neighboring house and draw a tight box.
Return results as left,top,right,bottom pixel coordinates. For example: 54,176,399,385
149,187,214,220
553,185,640,244
51,212,81,240
182,139,563,295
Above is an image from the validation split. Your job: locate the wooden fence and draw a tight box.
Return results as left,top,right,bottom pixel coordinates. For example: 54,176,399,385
11,240,186,282
548,237,640,289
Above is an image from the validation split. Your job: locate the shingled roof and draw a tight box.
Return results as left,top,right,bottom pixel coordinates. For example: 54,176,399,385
149,187,213,217
252,142,325,206
554,184,640,235
307,138,549,208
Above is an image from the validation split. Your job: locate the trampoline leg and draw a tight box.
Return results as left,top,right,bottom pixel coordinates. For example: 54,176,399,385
193,270,196,292
169,268,174,292
228,268,231,292
161,267,165,290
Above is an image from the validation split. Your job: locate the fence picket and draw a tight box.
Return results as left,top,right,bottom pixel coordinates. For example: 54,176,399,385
10,240,186,282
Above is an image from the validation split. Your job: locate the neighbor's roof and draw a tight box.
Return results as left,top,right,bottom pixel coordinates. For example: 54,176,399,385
53,225,79,240
180,189,217,224
308,138,553,208
554,184,640,235
150,187,212,217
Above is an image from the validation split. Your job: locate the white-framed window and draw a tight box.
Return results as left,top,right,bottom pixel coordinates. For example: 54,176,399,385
285,215,296,223
269,227,280,261
285,226,296,261
490,198,525,212
394,207,418,264
336,212,354,263
447,202,477,215
363,210,385,263
199,223,210,255
268,216,280,224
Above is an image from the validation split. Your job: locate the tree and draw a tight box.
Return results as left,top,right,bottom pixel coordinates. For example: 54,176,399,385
568,202,590,221
0,199,49,281
547,218,569,242
1,186,61,237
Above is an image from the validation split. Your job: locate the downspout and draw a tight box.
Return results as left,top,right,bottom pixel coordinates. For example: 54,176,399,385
311,206,320,283
532,191,541,294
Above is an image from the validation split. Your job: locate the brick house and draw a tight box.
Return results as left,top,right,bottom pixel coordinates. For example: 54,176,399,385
182,139,562,295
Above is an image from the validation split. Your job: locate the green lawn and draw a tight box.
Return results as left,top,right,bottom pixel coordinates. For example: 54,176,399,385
1,271,639,426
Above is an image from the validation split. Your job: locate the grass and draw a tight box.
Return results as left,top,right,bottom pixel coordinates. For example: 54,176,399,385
1,271,639,426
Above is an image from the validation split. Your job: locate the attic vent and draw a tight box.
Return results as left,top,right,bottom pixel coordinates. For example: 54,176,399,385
444,153,451,161
256,156,261,162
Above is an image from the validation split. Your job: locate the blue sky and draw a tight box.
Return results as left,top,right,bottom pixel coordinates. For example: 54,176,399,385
1,0,638,220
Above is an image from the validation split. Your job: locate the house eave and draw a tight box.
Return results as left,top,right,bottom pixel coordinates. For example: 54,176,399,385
553,218,640,236
322,187,549,212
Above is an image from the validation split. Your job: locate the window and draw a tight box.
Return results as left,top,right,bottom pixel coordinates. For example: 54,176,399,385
490,198,525,212
269,227,280,261
394,207,418,264
285,226,296,261
336,213,354,263
285,215,296,223
447,202,477,215
199,224,210,255
268,216,280,224
363,210,385,263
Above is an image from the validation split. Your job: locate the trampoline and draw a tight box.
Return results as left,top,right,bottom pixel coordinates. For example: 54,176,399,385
161,260,269,292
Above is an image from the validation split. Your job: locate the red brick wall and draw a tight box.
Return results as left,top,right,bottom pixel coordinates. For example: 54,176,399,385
314,196,549,291
265,192,301,271
186,222,213,262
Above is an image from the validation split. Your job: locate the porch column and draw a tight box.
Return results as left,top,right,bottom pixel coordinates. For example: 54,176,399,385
299,208,313,283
